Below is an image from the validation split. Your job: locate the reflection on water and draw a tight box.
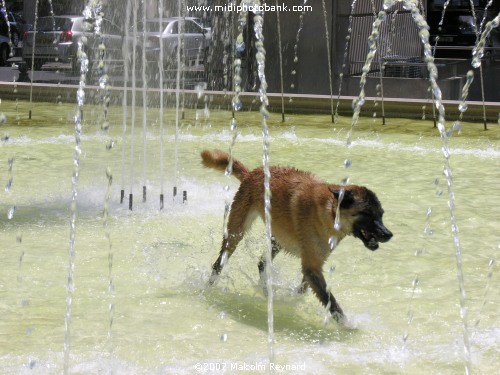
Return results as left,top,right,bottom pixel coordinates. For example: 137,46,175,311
0,99,499,373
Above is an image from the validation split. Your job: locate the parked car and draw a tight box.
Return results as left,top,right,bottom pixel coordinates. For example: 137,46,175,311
22,15,125,71
135,17,210,70
0,9,32,47
0,34,11,65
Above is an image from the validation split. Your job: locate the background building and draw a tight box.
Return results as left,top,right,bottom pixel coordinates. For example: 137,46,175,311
9,0,500,101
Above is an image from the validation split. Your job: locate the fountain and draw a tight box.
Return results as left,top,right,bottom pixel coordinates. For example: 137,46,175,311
0,0,498,373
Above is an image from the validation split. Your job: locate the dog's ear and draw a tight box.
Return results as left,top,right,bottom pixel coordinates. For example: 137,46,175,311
329,187,355,209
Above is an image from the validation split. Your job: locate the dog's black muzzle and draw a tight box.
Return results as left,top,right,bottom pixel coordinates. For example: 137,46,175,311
354,220,393,251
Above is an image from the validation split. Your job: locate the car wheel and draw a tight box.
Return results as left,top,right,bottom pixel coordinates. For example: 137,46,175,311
0,44,10,66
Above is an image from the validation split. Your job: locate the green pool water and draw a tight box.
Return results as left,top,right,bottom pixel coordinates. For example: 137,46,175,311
0,99,498,374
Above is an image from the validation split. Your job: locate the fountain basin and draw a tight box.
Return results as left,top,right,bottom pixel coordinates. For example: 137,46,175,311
1,97,499,373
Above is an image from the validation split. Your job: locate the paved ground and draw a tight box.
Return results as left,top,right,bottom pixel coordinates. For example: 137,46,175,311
1,56,498,102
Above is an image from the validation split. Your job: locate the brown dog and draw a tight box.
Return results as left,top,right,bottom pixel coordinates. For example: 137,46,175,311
201,149,392,323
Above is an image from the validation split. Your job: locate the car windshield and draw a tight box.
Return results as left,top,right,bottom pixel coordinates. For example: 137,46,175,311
37,17,73,32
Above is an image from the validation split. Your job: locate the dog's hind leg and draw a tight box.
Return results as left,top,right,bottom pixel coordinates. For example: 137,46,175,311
258,236,281,294
208,190,257,286
302,266,345,323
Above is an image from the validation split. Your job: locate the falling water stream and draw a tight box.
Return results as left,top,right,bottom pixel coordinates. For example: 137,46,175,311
28,0,39,119
159,2,165,210
120,0,131,204
128,0,138,210
467,0,488,130
63,3,92,371
251,4,275,364
173,0,183,201
321,0,334,123
334,0,357,124
141,0,148,203
274,0,285,122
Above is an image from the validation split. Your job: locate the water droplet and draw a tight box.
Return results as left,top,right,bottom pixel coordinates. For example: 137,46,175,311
219,311,226,320
328,236,338,250
458,102,468,112
412,277,419,288
230,118,237,131
0,113,6,124
452,122,462,132
232,100,242,111
5,178,12,192
7,206,16,219
220,333,227,342
472,55,482,68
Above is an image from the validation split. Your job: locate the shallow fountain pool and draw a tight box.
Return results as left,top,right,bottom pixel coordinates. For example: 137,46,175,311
0,100,498,374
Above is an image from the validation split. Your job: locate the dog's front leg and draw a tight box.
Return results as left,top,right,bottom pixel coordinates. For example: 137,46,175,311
302,267,345,323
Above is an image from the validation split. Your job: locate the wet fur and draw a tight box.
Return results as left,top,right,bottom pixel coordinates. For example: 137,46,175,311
201,149,392,324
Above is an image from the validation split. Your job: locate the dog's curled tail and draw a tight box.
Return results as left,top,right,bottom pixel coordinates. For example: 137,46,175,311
201,149,249,182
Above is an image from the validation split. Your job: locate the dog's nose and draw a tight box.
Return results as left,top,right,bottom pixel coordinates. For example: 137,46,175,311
381,229,393,242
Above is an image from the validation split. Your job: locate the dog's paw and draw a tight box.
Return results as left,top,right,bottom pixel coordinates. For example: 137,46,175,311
296,281,310,294
207,274,219,286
